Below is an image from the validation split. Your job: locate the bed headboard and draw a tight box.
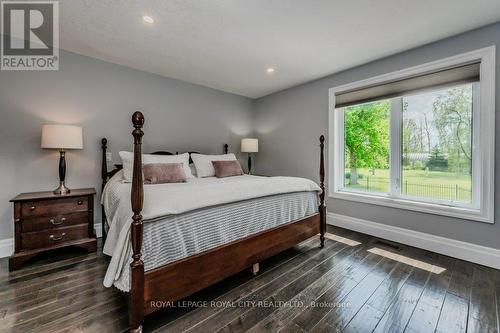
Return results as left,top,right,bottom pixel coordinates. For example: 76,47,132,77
100,139,229,187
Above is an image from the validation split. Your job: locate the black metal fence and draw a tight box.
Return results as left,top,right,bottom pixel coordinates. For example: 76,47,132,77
347,177,472,202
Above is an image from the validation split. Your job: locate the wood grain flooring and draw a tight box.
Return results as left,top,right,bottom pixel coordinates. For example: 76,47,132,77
0,226,498,333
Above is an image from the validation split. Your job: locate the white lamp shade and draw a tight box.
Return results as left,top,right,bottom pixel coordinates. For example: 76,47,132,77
241,138,258,153
41,125,83,149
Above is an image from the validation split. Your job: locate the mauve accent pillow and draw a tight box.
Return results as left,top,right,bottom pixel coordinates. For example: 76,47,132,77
143,163,187,184
212,160,244,178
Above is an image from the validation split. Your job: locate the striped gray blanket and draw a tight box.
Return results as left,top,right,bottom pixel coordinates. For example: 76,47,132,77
113,191,318,291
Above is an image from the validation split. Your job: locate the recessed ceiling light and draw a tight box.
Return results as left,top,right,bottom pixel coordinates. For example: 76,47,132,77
142,15,154,24
266,67,275,74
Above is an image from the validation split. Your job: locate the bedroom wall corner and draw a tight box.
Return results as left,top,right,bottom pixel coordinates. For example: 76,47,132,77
254,21,500,251
0,49,254,252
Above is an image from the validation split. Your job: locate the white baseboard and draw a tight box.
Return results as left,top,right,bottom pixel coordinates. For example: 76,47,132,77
328,212,500,270
0,223,104,259
0,238,14,258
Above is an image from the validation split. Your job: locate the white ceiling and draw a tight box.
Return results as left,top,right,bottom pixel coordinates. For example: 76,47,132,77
60,0,500,98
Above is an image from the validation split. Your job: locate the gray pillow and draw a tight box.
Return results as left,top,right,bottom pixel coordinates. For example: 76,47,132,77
143,163,187,184
212,160,244,178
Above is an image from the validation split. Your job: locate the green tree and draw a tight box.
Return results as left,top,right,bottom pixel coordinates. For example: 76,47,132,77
344,100,390,185
426,146,448,171
433,85,472,174
402,118,420,166
402,100,426,168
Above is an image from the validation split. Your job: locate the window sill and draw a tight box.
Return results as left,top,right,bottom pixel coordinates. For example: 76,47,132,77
329,190,493,224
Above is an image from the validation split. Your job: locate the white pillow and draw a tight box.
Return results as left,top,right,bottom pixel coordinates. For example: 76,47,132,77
191,153,237,178
119,151,193,182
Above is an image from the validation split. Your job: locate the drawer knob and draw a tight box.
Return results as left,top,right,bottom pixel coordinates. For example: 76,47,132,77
77,200,83,205
30,205,36,211
50,218,64,225
49,233,66,241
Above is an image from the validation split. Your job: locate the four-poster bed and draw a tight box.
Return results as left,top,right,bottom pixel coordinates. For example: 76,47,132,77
100,111,326,332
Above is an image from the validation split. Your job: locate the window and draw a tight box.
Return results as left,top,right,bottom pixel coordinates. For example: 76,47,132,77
329,47,495,223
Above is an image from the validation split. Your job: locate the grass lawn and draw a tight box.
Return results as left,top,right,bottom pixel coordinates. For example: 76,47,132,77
344,168,472,203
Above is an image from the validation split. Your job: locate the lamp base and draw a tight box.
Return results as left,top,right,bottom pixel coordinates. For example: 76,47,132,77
247,154,252,175
54,181,71,195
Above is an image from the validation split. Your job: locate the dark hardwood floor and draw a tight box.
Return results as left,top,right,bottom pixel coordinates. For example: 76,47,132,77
0,226,499,333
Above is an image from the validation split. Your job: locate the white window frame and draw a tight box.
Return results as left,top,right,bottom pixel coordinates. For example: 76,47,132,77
328,46,495,223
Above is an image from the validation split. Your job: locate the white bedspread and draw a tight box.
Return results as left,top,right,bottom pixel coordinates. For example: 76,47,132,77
102,171,321,288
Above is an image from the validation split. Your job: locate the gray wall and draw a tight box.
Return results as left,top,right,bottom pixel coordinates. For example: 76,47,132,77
254,22,500,250
0,49,254,240
2,22,499,251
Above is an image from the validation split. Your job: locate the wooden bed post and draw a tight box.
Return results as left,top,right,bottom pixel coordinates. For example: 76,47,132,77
101,138,108,241
319,135,326,248
130,112,145,333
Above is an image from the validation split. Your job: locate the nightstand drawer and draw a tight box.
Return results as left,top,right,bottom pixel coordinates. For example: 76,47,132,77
21,224,89,250
21,196,88,217
22,212,89,232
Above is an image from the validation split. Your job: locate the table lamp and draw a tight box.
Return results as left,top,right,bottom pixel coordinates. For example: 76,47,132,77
241,138,258,174
41,124,83,195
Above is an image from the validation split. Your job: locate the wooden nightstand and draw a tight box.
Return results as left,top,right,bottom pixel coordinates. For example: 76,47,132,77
9,188,97,271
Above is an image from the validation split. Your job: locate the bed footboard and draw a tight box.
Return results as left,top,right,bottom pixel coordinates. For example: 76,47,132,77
142,213,320,315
